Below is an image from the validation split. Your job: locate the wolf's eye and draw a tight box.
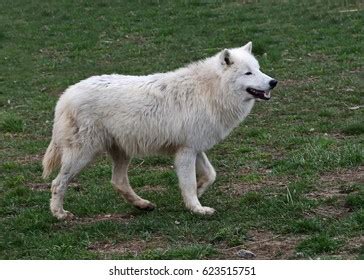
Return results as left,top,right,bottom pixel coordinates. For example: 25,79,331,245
245,72,252,75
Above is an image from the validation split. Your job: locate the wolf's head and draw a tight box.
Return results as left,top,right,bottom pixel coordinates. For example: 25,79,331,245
219,42,277,101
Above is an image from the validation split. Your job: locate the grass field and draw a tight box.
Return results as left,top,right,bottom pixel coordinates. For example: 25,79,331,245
0,0,363,260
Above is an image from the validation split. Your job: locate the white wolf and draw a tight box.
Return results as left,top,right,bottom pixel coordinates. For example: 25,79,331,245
43,42,277,220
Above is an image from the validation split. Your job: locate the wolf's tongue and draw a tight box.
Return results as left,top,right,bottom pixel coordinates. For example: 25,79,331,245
247,87,271,100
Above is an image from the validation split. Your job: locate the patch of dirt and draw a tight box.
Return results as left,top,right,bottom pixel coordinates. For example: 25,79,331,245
139,185,167,193
48,88,65,97
4,132,47,141
305,166,363,200
320,166,364,185
69,213,135,226
305,188,343,200
216,230,304,260
26,182,50,191
341,236,364,259
304,166,363,219
26,182,80,191
15,153,43,164
305,205,349,219
39,47,64,59
280,76,319,87
219,183,267,196
88,235,169,257
219,167,290,197
325,133,350,140
306,52,331,62
122,34,147,45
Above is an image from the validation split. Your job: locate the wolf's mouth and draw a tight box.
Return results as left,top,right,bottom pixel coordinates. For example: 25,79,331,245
247,88,271,100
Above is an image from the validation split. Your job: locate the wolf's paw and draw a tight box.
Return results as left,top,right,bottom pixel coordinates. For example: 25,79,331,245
54,210,75,221
191,206,216,215
134,199,156,211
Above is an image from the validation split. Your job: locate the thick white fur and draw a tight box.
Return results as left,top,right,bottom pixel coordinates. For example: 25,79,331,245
43,42,275,219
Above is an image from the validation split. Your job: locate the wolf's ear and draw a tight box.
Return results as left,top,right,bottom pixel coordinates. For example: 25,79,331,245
242,41,252,53
220,49,233,66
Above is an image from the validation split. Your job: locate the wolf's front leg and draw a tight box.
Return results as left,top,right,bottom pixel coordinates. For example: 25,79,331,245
175,148,215,215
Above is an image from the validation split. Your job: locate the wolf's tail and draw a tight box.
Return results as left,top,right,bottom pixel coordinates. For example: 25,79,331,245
42,140,61,179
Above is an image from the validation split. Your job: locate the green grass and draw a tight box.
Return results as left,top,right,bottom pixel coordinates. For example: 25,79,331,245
290,219,323,234
1,0,363,260
297,234,342,256
345,186,364,211
0,113,24,133
342,122,364,135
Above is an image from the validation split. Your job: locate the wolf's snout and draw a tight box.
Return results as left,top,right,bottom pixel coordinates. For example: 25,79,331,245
269,79,278,89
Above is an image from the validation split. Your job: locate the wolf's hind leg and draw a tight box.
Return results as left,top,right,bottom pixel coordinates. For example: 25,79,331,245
109,145,155,211
175,148,215,215
196,152,216,198
50,147,95,220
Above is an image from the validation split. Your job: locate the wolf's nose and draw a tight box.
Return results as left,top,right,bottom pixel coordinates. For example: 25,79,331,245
269,79,278,89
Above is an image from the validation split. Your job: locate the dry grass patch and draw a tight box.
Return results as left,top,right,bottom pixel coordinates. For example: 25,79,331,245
306,166,363,201
219,168,289,197
71,213,134,226
280,76,319,87
303,167,363,219
320,166,364,185
216,229,304,260
139,185,167,193
88,236,169,257
15,153,43,164
25,182,50,191
341,236,364,259
310,205,349,219
25,182,81,191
